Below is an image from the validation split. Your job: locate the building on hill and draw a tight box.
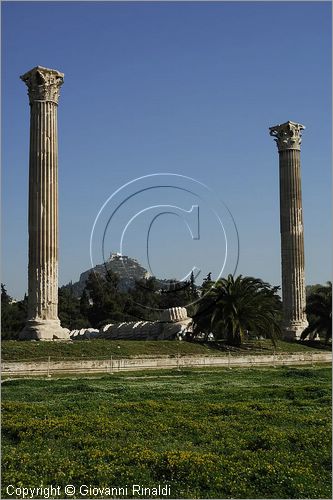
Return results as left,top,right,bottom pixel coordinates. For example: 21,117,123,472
62,253,151,297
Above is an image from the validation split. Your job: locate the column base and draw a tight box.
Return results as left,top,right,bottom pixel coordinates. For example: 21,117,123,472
283,320,309,341
19,319,70,341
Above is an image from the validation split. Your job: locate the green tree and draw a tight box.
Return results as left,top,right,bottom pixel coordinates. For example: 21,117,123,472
158,279,192,309
1,284,27,339
79,289,90,319
200,272,215,295
1,283,11,306
301,282,332,343
189,271,198,299
1,284,13,339
182,273,199,312
58,286,89,330
192,274,282,346
84,271,129,328
126,277,160,321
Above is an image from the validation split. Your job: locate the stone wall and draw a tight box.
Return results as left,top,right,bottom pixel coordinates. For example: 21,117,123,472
2,352,331,377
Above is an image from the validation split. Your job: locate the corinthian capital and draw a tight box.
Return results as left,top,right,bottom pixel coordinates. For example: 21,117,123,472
20,66,64,105
269,121,305,151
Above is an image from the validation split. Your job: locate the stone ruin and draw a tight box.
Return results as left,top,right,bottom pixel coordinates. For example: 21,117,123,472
70,307,192,341
18,65,309,343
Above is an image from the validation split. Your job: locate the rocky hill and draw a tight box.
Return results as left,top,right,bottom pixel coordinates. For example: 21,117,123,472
62,253,151,297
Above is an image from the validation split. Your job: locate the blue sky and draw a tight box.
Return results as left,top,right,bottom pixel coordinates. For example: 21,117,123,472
2,1,332,299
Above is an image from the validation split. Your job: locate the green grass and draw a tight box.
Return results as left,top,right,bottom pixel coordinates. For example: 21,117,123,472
1,366,331,498
1,339,330,362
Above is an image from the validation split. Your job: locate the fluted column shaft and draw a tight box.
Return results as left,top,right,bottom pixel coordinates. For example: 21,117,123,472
279,149,307,327
20,66,69,340
270,121,308,340
28,101,58,320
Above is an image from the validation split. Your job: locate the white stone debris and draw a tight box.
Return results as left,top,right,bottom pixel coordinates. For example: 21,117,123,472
69,307,192,341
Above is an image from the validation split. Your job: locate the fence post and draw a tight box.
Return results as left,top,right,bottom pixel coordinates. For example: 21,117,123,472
47,356,51,377
228,351,231,369
110,355,113,374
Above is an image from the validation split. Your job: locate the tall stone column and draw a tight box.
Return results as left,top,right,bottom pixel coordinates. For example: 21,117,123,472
20,66,69,340
269,121,308,340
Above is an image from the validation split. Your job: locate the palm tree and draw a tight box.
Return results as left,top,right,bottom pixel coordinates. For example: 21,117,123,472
192,274,282,346
302,282,332,343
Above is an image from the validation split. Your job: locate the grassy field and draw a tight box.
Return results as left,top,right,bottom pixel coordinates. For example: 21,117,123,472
1,366,331,499
1,339,330,362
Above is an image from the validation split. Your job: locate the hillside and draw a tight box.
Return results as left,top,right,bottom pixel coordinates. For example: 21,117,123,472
62,253,151,297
